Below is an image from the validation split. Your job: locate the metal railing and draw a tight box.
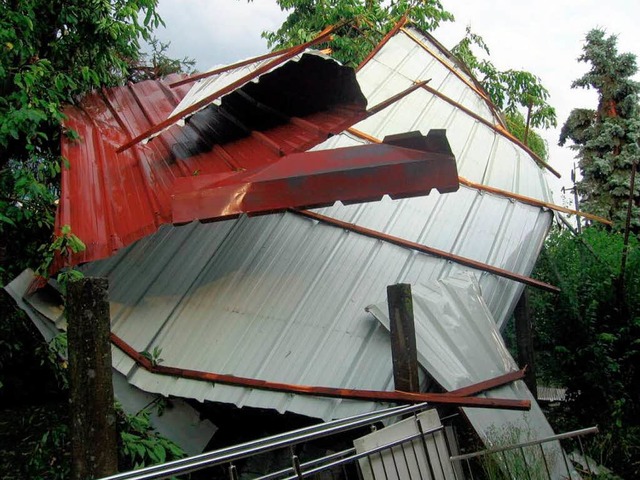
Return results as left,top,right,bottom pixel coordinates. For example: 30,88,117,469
99,402,437,480
100,403,599,480
449,426,599,480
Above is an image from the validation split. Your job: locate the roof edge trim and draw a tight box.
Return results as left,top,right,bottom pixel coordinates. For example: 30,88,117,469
109,333,530,410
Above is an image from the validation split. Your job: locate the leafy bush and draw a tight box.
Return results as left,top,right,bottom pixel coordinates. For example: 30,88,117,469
117,402,186,471
531,227,640,477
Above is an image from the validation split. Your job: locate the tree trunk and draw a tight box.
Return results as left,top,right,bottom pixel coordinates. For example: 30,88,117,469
514,288,537,398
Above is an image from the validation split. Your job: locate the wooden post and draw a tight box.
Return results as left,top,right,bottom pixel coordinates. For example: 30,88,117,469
387,283,420,392
67,277,118,479
514,288,537,398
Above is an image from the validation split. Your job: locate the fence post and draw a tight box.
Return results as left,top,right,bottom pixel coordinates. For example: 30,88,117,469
67,277,118,479
387,283,420,393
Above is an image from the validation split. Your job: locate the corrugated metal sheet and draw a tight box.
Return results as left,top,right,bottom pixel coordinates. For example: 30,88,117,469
352,28,554,199
19,27,556,421
367,274,570,479
57,52,368,267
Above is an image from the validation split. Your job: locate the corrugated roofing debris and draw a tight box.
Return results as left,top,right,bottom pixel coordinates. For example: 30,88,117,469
58,51,372,267
16,24,564,422
366,273,569,479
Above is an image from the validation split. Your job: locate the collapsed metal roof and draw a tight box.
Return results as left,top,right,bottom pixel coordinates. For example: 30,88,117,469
15,25,562,426
57,51,370,266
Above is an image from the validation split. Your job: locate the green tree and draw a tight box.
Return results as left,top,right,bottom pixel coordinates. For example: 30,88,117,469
260,0,454,67
0,0,195,285
559,29,640,230
451,27,557,159
0,3,193,475
531,227,640,478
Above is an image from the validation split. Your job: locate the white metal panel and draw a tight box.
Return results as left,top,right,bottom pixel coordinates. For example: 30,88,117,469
354,409,454,480
367,274,569,479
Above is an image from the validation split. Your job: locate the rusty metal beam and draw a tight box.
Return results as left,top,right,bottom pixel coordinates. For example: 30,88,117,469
366,80,430,116
168,45,302,89
448,369,526,397
109,334,530,410
292,209,560,294
357,14,409,72
458,176,611,225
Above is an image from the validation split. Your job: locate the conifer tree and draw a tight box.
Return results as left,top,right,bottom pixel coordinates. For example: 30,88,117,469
559,29,640,231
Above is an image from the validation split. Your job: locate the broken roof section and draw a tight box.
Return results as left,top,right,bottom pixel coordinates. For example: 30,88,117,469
366,274,570,479
21,24,560,421
58,50,371,267
58,44,462,269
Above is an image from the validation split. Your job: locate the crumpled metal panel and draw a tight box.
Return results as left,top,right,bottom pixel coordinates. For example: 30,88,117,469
57,52,368,267
366,273,570,480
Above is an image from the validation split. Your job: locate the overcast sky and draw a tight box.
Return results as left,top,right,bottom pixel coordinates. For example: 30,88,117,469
153,0,640,206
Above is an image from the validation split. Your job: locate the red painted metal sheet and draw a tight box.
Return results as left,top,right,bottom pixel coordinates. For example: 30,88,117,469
57,55,368,269
172,141,459,223
56,54,459,271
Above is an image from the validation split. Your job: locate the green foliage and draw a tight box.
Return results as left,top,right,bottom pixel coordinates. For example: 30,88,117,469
117,402,186,471
35,333,69,391
532,227,640,477
0,156,59,285
11,399,187,478
558,29,640,230
27,418,71,480
452,27,557,156
128,37,196,83
0,0,164,164
0,1,194,287
505,111,548,160
140,346,164,366
260,0,454,67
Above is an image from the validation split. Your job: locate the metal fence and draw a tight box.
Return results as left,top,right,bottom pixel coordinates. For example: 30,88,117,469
449,426,600,480
99,403,599,480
